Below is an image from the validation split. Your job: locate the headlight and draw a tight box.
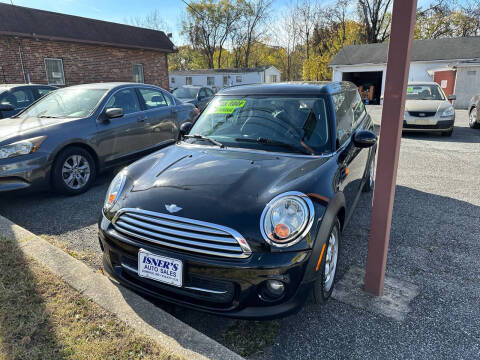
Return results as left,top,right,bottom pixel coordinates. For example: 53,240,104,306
0,136,46,159
440,106,454,117
104,170,127,211
260,191,314,247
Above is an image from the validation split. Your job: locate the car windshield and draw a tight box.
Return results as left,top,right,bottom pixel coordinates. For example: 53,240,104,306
406,84,445,100
172,87,199,99
187,95,331,155
17,88,108,119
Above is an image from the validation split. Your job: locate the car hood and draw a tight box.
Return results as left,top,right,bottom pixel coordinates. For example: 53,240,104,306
115,143,331,249
405,100,451,113
0,116,68,143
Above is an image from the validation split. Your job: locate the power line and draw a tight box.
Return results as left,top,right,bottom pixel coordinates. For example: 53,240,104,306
179,0,203,18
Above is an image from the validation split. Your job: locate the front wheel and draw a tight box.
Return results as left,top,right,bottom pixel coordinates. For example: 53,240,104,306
313,218,341,304
52,146,96,195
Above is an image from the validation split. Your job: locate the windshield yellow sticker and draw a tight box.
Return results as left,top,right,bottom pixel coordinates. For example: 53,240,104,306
213,100,246,114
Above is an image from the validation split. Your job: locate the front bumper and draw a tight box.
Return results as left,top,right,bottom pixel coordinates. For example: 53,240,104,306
0,152,51,192
98,215,314,319
402,116,454,133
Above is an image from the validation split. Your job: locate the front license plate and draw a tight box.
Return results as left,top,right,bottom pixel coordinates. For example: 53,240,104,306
412,119,434,125
138,249,183,287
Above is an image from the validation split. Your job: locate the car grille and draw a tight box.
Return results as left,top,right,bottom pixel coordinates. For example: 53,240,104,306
112,208,252,259
408,111,436,117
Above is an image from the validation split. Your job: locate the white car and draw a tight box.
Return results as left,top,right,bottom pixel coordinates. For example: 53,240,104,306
402,82,456,137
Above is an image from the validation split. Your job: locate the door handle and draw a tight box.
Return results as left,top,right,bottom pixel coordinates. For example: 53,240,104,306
138,117,147,122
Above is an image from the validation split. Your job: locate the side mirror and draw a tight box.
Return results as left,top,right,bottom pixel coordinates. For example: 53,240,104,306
179,122,193,139
105,107,123,119
447,94,456,101
353,130,377,148
0,102,15,111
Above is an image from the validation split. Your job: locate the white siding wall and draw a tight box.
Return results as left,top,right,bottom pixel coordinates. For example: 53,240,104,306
170,71,267,90
264,67,281,83
454,66,480,109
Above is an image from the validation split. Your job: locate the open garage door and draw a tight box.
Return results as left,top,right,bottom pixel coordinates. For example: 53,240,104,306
342,71,383,105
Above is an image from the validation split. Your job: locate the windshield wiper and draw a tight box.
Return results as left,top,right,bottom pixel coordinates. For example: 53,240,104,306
38,115,60,118
184,134,224,148
235,137,313,155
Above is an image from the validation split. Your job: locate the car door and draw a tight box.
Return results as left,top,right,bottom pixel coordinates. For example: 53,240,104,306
197,88,209,110
0,87,35,118
334,90,370,223
96,87,150,163
137,87,177,146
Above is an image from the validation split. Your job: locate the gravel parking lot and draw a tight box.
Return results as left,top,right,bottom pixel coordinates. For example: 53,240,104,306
1,109,479,359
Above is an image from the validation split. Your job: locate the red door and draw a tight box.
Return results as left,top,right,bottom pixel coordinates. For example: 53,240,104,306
434,70,456,102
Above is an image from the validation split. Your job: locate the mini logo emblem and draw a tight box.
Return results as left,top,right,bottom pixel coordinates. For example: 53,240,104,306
419,113,426,117
165,204,182,213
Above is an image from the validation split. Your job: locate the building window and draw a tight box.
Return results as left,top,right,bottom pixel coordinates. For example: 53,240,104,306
186,76,192,85
44,58,65,85
207,76,215,86
467,70,477,76
171,77,175,84
270,74,278,83
133,64,144,83
236,76,242,83
223,76,229,86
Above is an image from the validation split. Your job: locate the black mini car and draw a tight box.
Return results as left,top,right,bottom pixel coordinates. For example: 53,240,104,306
99,82,377,319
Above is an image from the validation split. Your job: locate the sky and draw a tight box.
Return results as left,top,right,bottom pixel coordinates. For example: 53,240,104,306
0,0,464,45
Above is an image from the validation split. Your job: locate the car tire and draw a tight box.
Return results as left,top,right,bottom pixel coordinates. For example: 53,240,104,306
313,218,341,304
52,146,96,195
441,129,453,137
363,151,375,193
469,107,480,129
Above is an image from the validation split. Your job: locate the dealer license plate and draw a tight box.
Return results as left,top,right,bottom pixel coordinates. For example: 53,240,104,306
138,249,183,287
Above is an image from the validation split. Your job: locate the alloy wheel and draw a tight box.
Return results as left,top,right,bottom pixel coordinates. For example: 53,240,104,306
324,232,339,292
62,155,91,190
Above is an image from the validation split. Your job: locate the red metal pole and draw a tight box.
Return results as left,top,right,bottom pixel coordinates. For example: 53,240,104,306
364,0,418,296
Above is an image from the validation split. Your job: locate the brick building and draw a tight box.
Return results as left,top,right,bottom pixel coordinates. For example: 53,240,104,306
0,3,176,89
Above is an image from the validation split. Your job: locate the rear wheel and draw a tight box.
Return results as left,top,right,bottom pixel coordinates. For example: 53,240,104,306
469,107,480,129
52,146,96,195
313,218,341,304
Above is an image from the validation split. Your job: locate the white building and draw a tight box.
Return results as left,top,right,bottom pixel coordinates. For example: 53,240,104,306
329,37,480,108
169,66,281,92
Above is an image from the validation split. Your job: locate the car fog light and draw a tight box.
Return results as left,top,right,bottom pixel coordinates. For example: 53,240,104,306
265,280,285,298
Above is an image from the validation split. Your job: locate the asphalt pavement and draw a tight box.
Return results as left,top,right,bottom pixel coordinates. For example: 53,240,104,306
1,109,479,359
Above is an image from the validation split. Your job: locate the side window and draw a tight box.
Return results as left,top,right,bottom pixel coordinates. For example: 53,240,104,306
7,89,35,109
138,88,168,109
37,87,54,98
333,92,354,147
352,90,365,126
205,88,214,97
106,88,141,114
162,91,174,106
199,89,207,99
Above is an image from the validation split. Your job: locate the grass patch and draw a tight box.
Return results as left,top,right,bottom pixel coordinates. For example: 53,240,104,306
222,320,279,358
40,235,98,266
0,236,184,360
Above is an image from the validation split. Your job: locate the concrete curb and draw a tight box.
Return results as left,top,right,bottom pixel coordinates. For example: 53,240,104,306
0,215,243,360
